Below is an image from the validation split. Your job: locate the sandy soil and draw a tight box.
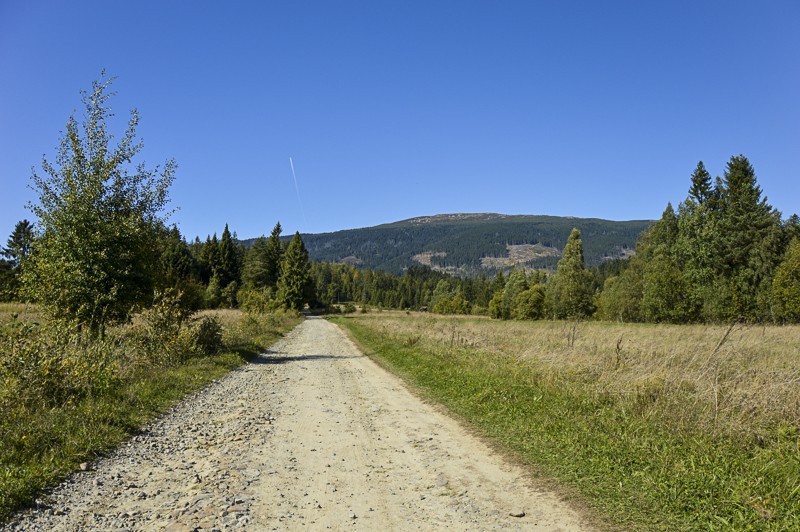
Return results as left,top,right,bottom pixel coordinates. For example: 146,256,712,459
4,317,590,531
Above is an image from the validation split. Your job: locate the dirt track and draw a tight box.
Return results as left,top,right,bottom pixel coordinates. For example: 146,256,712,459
4,317,589,531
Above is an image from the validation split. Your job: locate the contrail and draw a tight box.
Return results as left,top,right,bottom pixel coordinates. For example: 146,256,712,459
289,157,307,226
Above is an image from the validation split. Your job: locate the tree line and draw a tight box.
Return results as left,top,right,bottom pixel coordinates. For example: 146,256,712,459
0,75,315,338
2,74,798,327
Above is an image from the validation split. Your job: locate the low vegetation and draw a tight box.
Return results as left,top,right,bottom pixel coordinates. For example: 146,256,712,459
333,313,800,530
0,303,301,522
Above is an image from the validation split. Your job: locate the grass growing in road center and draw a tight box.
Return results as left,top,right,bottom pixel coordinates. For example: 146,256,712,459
331,314,800,531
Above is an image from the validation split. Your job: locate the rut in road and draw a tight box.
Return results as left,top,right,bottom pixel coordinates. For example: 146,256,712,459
4,317,590,531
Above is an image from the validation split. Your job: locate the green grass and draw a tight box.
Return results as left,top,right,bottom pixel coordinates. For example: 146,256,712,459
332,315,800,531
0,309,301,522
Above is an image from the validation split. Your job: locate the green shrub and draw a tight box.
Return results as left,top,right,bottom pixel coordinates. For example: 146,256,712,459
190,316,223,356
0,319,118,410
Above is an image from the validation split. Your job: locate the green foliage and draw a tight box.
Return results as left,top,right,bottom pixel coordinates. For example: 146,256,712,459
2,220,34,271
132,289,190,365
215,224,240,289
189,316,224,356
277,232,314,311
688,160,712,204
595,271,642,321
221,280,238,309
772,239,800,322
0,319,118,409
599,156,791,324
204,274,222,308
159,226,195,287
238,286,280,314
241,222,284,291
0,308,300,521
22,75,175,336
547,228,594,319
511,285,545,320
430,280,470,315
0,262,15,303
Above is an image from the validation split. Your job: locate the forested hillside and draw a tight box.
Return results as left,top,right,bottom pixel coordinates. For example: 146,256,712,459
245,213,653,275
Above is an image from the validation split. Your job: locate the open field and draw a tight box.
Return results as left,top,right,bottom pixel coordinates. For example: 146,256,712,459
332,313,800,530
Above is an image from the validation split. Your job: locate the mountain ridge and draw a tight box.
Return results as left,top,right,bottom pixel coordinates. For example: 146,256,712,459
245,213,654,276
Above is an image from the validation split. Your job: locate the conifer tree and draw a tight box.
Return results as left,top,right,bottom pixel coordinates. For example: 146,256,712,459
716,155,783,319
688,161,712,204
277,232,314,310
548,228,594,319
3,220,34,268
1,220,35,300
215,224,238,288
265,222,284,288
242,236,270,288
641,204,691,322
197,234,219,284
159,226,194,286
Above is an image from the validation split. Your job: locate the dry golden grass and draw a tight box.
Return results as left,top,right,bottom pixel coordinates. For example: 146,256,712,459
358,313,800,438
197,308,244,329
0,302,40,323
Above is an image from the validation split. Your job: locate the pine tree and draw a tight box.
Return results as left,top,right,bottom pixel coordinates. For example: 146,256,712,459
548,228,594,319
277,232,314,310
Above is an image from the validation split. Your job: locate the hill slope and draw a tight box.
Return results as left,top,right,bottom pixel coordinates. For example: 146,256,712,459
292,213,652,275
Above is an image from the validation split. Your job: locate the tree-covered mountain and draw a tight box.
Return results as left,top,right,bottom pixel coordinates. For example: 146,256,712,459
246,213,653,276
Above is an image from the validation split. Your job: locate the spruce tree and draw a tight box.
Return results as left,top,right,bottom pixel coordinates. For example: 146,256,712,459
716,155,783,319
688,161,712,204
1,220,35,300
265,222,284,288
3,220,34,268
159,226,194,286
242,236,270,288
215,224,238,288
277,232,314,310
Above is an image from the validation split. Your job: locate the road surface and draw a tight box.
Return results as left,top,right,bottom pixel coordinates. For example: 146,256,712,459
5,317,589,531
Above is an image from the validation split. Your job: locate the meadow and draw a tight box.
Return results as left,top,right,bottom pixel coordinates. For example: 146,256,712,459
332,312,800,530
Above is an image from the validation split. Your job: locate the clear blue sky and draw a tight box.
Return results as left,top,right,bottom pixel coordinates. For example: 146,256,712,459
1,1,798,241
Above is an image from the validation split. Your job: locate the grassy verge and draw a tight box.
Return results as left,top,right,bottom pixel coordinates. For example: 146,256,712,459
0,308,301,522
331,314,800,531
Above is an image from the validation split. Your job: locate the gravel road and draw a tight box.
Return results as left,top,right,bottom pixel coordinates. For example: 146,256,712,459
4,317,589,531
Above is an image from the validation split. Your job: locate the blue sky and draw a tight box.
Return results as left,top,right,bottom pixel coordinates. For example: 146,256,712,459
1,1,798,241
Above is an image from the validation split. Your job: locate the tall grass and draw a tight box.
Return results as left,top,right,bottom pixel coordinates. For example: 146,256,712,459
0,307,301,522
333,313,800,530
